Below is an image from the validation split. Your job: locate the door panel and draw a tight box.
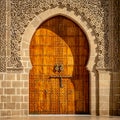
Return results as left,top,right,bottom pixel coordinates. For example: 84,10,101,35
29,16,89,114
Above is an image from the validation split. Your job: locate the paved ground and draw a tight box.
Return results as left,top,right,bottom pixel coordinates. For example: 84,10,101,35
2,115,120,120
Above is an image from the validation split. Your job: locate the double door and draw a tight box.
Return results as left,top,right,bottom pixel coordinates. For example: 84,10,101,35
29,16,89,114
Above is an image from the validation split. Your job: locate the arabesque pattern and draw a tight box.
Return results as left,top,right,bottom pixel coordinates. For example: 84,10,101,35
0,0,6,72
9,0,107,70
0,0,119,72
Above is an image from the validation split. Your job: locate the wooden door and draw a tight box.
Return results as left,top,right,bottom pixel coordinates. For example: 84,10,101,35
29,16,89,114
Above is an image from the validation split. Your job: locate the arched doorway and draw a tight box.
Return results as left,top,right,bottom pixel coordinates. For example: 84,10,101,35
29,15,89,114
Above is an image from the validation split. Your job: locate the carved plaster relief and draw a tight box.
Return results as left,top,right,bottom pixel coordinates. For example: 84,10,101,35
1,0,118,72
112,0,120,71
0,0,6,72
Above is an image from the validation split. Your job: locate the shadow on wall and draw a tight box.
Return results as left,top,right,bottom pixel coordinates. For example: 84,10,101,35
107,0,120,116
93,59,99,116
100,0,120,116
110,73,120,116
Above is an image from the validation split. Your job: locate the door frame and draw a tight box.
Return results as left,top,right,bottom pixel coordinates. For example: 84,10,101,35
22,7,97,115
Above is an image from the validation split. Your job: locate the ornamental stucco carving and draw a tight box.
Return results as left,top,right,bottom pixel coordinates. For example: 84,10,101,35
9,0,107,70
0,0,6,72
0,0,119,72
112,0,120,71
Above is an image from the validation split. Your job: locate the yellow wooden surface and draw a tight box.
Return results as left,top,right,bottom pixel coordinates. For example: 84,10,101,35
29,16,89,114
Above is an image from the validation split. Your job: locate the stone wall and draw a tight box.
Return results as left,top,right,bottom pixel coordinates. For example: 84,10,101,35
0,73,29,117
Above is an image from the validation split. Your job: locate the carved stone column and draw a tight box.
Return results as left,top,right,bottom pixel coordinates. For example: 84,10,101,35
98,69,111,116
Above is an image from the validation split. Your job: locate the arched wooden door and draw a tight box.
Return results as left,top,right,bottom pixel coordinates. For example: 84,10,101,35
29,16,89,114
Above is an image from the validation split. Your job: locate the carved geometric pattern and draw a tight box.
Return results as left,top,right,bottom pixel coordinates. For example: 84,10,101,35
0,0,6,72
106,0,120,72
9,0,109,70
2,0,117,71
118,0,120,71
112,0,120,71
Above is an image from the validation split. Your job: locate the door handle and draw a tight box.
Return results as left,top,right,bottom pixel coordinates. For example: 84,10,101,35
54,64,64,73
59,75,63,88
49,75,72,88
